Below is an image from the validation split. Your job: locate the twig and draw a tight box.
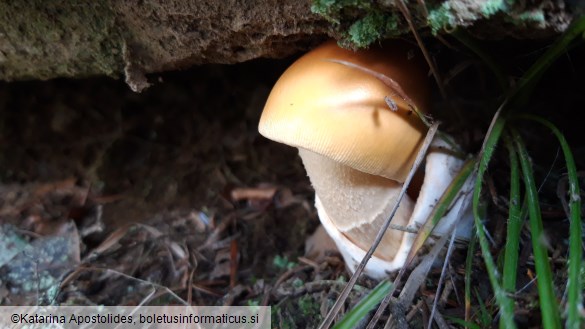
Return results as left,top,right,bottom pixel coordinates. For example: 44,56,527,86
427,229,457,329
262,265,311,306
318,122,440,329
425,298,451,329
395,0,447,99
370,169,476,328
59,265,188,305
374,227,451,328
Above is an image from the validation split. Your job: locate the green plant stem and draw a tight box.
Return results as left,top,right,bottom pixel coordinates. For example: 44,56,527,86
498,134,523,329
407,159,476,261
502,134,522,291
512,114,583,329
511,16,585,107
464,234,477,327
472,113,517,329
510,128,562,329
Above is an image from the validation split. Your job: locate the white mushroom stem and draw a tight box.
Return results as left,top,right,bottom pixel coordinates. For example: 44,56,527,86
298,148,415,261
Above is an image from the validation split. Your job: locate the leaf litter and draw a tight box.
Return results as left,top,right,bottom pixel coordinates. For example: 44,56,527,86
0,43,583,327
0,62,382,327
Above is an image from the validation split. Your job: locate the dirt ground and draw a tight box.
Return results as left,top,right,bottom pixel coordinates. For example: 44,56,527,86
0,37,584,328
0,56,381,327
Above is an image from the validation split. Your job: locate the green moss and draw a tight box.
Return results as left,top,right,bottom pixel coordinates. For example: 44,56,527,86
311,0,372,23
298,295,320,317
272,306,294,329
508,10,546,26
345,10,402,48
481,0,508,17
292,278,304,288
310,0,405,48
0,225,28,266
0,1,124,80
427,0,544,35
273,255,297,270
427,3,453,35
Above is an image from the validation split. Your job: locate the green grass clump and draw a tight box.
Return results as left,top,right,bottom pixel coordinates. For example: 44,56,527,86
326,15,585,329
465,15,585,329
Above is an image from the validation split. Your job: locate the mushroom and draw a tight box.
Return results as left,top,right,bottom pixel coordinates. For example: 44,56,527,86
259,41,471,278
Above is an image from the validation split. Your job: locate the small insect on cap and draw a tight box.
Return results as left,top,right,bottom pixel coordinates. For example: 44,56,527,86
258,40,430,183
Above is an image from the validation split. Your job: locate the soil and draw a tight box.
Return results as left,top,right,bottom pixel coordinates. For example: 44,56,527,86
0,56,382,328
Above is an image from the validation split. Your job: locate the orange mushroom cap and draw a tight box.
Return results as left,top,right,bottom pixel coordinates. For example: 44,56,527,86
259,40,430,183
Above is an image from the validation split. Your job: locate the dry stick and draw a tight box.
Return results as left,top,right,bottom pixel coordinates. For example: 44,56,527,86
414,0,430,17
425,298,452,329
478,99,507,160
318,122,440,329
379,226,453,329
427,228,457,329
370,167,476,328
395,0,447,100
413,0,457,52
60,265,188,305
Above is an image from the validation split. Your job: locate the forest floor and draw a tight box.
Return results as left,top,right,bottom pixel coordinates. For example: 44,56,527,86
0,37,583,328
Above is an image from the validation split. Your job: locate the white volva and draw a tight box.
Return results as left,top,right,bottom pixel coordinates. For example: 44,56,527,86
308,140,472,278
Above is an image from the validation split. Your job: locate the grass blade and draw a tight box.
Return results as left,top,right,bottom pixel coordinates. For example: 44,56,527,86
332,280,392,329
472,114,517,329
475,289,494,327
406,159,476,264
510,16,585,107
500,134,523,307
513,115,583,329
447,316,482,329
510,128,562,329
464,234,477,326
